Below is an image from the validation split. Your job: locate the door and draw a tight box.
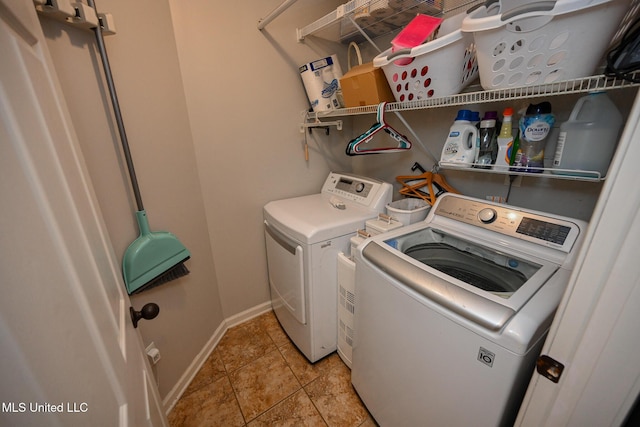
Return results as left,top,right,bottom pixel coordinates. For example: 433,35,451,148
515,92,640,426
264,221,306,324
0,1,166,425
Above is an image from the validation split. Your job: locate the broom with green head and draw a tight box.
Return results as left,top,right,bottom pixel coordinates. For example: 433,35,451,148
90,0,190,294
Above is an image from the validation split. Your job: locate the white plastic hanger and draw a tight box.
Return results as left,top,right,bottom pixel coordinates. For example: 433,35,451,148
346,102,412,156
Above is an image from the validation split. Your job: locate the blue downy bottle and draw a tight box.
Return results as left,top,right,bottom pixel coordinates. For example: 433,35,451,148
513,102,555,173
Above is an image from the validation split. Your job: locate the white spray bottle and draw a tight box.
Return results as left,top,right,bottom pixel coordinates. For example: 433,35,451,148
440,110,478,167
493,107,514,171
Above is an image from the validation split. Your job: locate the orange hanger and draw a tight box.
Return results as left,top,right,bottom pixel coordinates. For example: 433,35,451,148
396,163,459,206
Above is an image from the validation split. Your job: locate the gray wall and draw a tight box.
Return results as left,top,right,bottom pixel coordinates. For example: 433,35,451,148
167,0,347,319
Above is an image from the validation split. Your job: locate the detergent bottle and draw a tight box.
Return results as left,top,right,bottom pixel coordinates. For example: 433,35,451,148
475,111,498,168
493,108,514,171
440,110,478,167
513,102,555,173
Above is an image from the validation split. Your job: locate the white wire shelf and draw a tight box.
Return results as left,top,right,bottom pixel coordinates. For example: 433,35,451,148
306,73,640,182
297,0,481,43
307,73,640,119
438,163,606,182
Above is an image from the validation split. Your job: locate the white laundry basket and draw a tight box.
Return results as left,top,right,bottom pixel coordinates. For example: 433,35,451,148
373,11,478,102
461,0,630,90
386,198,430,225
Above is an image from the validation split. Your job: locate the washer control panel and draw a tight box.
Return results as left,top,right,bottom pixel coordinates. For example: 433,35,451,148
433,194,581,251
321,172,392,210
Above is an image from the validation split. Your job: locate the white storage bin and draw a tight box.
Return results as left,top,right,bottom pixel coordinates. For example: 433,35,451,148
373,11,478,102
366,214,404,235
461,0,630,90
386,198,430,225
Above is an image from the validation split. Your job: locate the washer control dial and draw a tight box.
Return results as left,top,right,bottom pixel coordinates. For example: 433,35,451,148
478,208,497,224
355,182,365,193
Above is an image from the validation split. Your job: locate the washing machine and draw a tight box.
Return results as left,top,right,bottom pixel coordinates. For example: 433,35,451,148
263,172,392,362
351,193,587,427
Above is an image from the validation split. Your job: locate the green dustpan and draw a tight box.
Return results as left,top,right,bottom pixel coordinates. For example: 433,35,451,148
92,19,190,295
123,211,191,294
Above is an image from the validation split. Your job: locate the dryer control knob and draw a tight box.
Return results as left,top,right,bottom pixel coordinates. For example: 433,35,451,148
478,208,497,224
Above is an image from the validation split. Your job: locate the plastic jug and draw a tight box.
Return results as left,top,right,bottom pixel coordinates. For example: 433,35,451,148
552,92,623,178
440,110,478,167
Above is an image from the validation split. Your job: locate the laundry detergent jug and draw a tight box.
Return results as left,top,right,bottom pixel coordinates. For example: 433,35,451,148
440,110,478,167
551,92,623,178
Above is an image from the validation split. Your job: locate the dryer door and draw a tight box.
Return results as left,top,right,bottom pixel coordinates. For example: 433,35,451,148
265,221,306,324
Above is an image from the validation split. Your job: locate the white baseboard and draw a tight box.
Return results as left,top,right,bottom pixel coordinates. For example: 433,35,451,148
162,320,226,413
162,300,273,413
225,300,272,329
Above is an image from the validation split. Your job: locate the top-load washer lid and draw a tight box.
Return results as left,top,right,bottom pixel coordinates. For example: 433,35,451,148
363,229,559,332
264,194,380,244
395,228,543,299
359,193,587,332
403,241,531,297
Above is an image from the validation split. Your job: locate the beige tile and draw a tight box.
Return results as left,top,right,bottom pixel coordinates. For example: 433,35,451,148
168,376,244,427
230,349,301,422
280,342,339,386
304,355,370,427
182,348,226,397
256,310,290,347
171,312,375,427
217,318,277,372
248,388,327,427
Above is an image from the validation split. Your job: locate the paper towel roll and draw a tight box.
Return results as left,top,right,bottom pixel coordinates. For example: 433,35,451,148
299,55,343,112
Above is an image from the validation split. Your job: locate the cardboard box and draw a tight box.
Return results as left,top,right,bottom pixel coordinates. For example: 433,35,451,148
340,62,395,108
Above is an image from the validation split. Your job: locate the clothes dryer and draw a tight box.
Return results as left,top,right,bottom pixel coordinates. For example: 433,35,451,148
264,172,392,362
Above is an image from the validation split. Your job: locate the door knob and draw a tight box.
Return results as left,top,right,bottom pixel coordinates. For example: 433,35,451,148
130,303,159,328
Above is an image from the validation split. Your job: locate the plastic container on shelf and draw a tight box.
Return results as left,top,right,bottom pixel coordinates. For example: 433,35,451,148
391,14,443,51
493,107,515,171
391,14,442,65
373,10,478,102
476,113,498,168
440,109,479,167
513,102,555,173
461,0,630,90
552,92,623,178
386,198,430,226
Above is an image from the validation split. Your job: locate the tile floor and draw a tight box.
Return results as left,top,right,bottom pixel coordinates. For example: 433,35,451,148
168,310,377,427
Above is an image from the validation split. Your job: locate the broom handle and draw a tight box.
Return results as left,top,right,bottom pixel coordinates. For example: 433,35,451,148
88,0,144,212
